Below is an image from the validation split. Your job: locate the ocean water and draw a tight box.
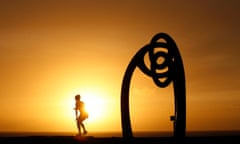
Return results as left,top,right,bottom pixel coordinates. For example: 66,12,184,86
0,131,240,137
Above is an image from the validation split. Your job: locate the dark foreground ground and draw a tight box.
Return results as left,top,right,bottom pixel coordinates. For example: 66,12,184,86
1,136,240,144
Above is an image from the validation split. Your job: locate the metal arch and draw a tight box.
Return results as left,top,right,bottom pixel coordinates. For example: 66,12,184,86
120,33,186,139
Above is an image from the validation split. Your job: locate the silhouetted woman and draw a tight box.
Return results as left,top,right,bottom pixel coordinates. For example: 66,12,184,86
74,94,88,135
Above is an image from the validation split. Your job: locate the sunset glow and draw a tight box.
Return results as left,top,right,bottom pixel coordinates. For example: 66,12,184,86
80,91,108,123
0,0,240,135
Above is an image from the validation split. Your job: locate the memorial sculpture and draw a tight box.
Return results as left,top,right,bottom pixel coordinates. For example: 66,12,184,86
121,33,186,138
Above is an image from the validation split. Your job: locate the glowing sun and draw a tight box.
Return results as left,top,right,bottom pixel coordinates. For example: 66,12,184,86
80,91,107,123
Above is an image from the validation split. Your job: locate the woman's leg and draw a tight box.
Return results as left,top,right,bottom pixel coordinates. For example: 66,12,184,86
77,119,81,135
80,122,87,134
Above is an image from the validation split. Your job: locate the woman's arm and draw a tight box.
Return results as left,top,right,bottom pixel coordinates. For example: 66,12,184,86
75,109,78,120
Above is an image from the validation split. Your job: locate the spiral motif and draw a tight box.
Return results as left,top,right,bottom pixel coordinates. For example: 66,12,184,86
137,33,175,88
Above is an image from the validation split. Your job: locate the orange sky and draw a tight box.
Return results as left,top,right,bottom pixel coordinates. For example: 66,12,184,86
0,0,240,134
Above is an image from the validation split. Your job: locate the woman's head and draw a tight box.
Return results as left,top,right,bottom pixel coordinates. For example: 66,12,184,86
75,94,81,100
